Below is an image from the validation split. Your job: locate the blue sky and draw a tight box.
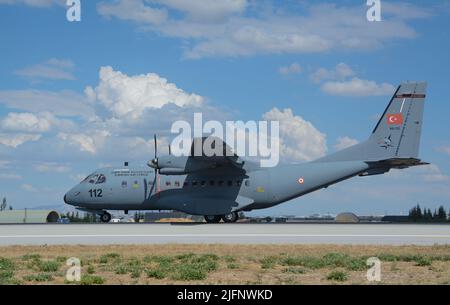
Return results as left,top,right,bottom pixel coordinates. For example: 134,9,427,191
0,0,450,216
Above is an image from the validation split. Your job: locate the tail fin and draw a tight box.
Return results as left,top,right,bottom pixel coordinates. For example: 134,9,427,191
318,82,427,163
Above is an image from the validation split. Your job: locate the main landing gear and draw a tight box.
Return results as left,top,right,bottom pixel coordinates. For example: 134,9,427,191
100,211,112,223
204,212,239,223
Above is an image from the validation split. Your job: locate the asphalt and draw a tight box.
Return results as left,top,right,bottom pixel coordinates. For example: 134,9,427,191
1,223,450,246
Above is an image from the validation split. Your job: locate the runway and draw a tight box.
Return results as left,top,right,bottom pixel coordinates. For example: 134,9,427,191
1,223,450,246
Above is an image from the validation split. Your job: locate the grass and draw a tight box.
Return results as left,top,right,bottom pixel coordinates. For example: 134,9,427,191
38,260,61,272
23,273,54,282
326,270,348,282
80,275,105,285
1,244,450,285
282,267,305,274
0,257,16,284
260,256,277,269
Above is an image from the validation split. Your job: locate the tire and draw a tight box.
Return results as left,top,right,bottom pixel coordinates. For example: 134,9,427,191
204,215,221,223
101,212,111,223
222,212,238,223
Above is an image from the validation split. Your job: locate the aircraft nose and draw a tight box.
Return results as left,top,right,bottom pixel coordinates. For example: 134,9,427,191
63,194,68,204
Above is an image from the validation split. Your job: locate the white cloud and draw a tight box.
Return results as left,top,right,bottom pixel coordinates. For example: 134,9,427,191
321,77,395,97
0,173,22,180
0,89,95,119
21,183,37,192
58,130,110,155
1,112,52,133
153,0,247,22
310,63,355,83
279,63,302,75
85,66,203,119
97,1,431,59
0,0,64,7
421,164,449,182
263,108,327,162
438,146,450,157
33,162,71,173
97,0,167,25
334,136,359,151
0,133,41,148
15,58,75,81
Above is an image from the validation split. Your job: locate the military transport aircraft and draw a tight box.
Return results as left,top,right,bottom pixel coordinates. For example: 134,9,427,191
64,82,428,223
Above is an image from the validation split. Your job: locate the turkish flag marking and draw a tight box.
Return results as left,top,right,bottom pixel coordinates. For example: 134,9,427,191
387,114,403,125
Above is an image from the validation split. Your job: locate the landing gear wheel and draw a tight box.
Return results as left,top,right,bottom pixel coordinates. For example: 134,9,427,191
204,215,221,223
101,212,111,223
222,212,238,223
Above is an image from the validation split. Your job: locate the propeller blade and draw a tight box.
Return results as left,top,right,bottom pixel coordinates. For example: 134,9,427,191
169,144,171,155
154,134,157,159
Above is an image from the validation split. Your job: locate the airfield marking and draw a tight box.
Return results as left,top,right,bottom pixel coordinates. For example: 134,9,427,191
1,234,450,238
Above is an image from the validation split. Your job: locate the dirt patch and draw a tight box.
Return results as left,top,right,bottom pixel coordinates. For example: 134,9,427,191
1,244,449,285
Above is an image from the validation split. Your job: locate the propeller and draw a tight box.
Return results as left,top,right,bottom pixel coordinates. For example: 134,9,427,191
147,134,159,169
148,134,159,195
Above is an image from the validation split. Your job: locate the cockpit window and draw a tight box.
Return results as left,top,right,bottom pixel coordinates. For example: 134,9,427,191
81,173,106,184
96,174,106,184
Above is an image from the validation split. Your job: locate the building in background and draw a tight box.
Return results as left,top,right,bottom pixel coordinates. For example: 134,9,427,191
0,210,60,223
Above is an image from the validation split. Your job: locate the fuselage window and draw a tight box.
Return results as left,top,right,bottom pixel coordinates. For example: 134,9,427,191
236,180,242,187
166,181,171,186
201,181,206,187
209,180,215,186
174,181,180,187
245,180,250,187
218,181,224,186
121,181,127,188
227,180,233,187
192,181,198,186
183,181,189,187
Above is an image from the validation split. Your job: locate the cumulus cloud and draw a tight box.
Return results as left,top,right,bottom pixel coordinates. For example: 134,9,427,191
1,112,52,133
310,63,355,83
279,63,302,75
58,130,111,155
321,77,396,97
15,58,75,81
0,133,41,148
263,108,327,162
85,66,203,119
334,136,359,151
97,1,431,59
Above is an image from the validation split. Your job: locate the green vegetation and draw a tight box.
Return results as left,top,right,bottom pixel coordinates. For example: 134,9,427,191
282,267,305,274
409,204,449,223
38,260,60,272
80,275,105,285
21,254,41,261
326,270,348,282
23,273,54,282
260,256,277,269
87,265,95,274
0,257,16,284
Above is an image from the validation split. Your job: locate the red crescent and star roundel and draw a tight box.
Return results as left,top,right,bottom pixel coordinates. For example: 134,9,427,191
297,177,305,184
387,113,403,125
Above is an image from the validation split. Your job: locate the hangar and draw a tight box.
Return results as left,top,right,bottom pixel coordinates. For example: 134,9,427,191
0,210,60,224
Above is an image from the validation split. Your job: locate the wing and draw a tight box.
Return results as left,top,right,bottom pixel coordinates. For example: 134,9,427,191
156,136,250,175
